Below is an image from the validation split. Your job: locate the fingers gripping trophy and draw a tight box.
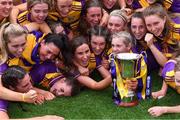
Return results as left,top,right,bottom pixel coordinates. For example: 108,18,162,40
110,53,143,107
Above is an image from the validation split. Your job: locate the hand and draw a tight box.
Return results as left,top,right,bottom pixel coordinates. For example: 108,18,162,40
126,78,138,90
100,10,108,27
148,106,167,117
78,66,89,76
55,59,65,69
55,25,65,34
122,8,133,16
34,94,45,105
24,90,37,103
42,91,56,101
101,58,109,69
145,33,154,47
100,18,107,27
151,90,166,99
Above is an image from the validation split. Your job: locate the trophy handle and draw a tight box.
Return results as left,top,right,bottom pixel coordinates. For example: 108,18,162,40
135,54,143,77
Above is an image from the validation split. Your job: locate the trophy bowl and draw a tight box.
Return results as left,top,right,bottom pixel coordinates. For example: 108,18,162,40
117,53,141,79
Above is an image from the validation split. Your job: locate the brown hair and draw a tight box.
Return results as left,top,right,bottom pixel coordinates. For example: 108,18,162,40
143,3,172,37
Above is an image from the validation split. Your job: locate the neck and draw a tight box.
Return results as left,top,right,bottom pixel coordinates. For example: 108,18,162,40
0,16,5,22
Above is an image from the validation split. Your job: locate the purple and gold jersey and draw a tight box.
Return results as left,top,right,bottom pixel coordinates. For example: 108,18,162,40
163,0,173,10
13,0,26,6
162,60,176,79
132,40,161,73
169,16,180,42
29,61,64,88
0,99,8,112
161,60,179,91
156,19,180,58
48,1,84,34
166,0,180,13
21,34,45,71
128,0,149,10
17,11,32,26
88,50,109,72
0,55,24,75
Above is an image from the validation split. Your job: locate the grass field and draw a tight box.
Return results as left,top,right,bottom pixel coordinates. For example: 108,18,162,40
8,71,180,119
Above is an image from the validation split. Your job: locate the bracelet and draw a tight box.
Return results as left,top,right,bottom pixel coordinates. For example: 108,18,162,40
22,93,26,102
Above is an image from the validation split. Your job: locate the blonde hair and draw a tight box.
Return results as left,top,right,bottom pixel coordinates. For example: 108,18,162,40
112,31,133,47
109,9,128,27
27,0,52,10
0,23,27,65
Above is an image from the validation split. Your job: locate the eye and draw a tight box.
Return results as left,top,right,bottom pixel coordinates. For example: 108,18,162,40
108,23,113,26
85,49,90,54
154,22,159,26
131,25,137,29
60,88,64,93
115,24,121,27
34,10,41,13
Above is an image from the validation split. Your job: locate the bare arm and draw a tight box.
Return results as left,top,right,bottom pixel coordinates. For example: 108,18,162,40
100,9,109,26
145,33,168,67
15,115,64,120
148,105,180,117
97,66,111,78
9,3,27,23
77,67,112,90
0,111,9,119
24,22,52,34
32,87,55,101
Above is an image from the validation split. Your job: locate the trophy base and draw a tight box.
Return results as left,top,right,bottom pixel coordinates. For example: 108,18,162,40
118,100,138,107
118,94,139,107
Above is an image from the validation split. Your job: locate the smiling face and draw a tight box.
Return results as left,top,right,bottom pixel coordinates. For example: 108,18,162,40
74,43,91,67
108,16,125,34
30,3,49,23
90,35,106,55
86,7,102,27
103,0,117,9
0,0,13,20
56,0,72,17
144,14,166,37
131,17,147,40
39,41,60,61
111,37,131,54
7,34,27,57
50,78,72,96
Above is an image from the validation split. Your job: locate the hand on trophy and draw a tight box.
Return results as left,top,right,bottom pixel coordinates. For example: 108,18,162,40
145,33,154,47
126,78,138,91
